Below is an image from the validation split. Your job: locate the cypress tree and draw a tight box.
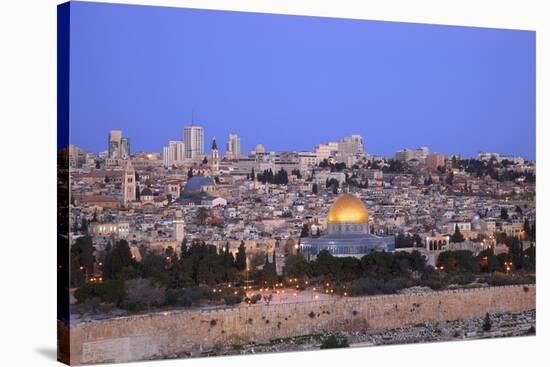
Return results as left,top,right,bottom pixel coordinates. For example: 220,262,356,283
235,241,247,271
523,218,531,240
180,238,188,257
300,224,309,238
451,225,465,243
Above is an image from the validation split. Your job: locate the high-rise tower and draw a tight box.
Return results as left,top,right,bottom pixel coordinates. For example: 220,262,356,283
162,141,185,166
225,133,241,160
183,125,204,160
108,130,130,159
108,130,122,158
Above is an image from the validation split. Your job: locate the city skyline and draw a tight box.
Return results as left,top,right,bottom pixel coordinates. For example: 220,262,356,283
69,2,535,159
87,127,533,162
59,3,537,364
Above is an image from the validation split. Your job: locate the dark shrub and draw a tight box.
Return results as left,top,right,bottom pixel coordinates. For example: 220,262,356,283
224,295,242,305
419,267,445,290
164,288,204,307
482,313,492,331
437,250,478,274
245,293,263,305
74,283,95,303
252,294,262,303
349,277,412,295
420,278,445,291
74,280,123,304
349,278,380,296
448,272,475,285
320,334,349,349
119,299,145,312
165,289,181,306
379,278,414,294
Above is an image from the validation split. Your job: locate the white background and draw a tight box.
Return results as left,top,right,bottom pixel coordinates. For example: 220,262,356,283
0,0,547,366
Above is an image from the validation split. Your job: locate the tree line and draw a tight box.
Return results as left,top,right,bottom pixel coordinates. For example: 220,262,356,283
256,168,289,185
71,234,535,314
72,237,252,312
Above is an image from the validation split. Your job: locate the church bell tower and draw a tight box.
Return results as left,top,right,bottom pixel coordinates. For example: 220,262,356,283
122,160,136,206
211,137,220,176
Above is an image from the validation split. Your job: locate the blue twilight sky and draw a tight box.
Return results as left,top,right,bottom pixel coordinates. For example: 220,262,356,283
68,1,536,160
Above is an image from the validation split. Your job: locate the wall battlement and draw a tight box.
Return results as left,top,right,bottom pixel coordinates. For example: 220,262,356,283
63,285,535,365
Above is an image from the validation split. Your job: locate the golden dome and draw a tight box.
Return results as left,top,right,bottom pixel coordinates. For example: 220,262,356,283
327,194,369,223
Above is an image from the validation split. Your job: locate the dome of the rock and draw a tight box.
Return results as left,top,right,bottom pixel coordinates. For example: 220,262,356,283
300,193,394,259
327,194,369,223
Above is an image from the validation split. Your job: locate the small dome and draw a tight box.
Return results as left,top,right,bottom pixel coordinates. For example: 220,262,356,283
327,194,369,223
141,187,153,196
255,144,265,154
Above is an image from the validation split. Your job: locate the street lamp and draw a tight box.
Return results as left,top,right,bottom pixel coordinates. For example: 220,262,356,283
518,229,525,241
504,261,512,273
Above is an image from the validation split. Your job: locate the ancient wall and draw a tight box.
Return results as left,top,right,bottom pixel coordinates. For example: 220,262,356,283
66,285,535,365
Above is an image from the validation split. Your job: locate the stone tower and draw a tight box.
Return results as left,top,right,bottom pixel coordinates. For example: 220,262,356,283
211,137,220,176
174,210,185,243
122,160,136,206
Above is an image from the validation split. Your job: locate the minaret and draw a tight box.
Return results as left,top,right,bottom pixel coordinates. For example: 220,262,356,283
122,160,136,206
211,137,220,176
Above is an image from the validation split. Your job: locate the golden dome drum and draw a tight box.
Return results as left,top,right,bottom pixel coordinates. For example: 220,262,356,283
327,194,369,223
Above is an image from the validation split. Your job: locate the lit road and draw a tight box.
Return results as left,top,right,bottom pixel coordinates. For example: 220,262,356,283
239,288,335,307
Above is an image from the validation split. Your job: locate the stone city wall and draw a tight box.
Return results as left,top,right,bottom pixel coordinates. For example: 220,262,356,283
66,285,535,365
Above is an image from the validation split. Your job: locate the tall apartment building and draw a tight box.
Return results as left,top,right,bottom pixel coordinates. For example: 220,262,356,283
162,146,170,166
120,138,130,158
417,146,429,160
225,133,241,160
162,140,185,166
478,152,525,165
108,130,122,158
108,130,130,159
68,144,86,168
183,125,204,160
338,135,364,155
426,152,447,170
395,147,430,162
313,142,339,160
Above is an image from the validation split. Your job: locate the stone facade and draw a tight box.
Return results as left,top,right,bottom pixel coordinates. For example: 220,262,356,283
62,285,535,365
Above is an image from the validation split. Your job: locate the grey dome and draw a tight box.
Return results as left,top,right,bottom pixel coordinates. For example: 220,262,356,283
141,187,153,196
183,176,215,193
